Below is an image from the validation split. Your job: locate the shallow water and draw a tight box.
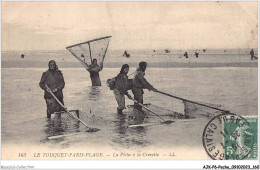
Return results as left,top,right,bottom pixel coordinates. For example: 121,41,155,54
1,67,257,153
1,49,258,68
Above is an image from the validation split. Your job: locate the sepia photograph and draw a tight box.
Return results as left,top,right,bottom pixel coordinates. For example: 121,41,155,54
1,1,259,169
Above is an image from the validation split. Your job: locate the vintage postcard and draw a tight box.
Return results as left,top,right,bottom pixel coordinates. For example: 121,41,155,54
1,1,259,169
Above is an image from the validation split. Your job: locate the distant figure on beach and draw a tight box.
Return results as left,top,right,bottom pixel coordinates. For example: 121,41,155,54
87,59,103,86
21,54,25,58
123,51,130,58
114,64,131,114
184,52,188,58
165,49,170,53
39,60,65,118
132,61,158,111
250,49,258,60
195,52,199,58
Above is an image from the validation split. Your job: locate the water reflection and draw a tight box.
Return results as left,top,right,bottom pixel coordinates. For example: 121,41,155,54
43,114,80,141
88,86,101,101
112,110,150,148
114,113,128,135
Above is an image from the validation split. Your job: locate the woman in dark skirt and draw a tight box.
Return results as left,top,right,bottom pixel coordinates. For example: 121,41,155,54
114,64,130,114
39,60,65,118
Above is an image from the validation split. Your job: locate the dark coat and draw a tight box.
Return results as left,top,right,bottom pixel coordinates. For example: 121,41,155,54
250,50,254,56
88,63,102,86
133,68,154,91
115,73,129,94
39,69,65,99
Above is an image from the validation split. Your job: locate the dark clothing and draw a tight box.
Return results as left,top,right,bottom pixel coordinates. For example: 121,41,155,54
39,69,65,116
90,73,101,86
123,51,130,58
132,87,144,104
195,52,199,58
250,49,255,60
133,69,154,90
184,52,188,58
115,73,129,94
132,68,154,110
250,50,254,56
39,70,65,99
89,64,102,86
114,73,129,110
46,97,64,115
90,70,100,79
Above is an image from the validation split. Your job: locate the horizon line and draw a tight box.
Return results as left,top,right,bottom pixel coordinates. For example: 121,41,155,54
1,47,258,52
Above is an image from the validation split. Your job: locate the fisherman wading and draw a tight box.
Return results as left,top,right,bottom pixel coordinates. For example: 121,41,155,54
87,59,103,86
66,36,112,87
39,60,65,118
132,62,157,111
114,64,131,114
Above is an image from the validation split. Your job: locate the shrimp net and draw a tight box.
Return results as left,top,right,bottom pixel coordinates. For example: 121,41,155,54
66,36,112,69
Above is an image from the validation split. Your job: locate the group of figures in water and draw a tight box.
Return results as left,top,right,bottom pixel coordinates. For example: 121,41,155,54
39,48,257,119
182,49,257,59
39,60,157,120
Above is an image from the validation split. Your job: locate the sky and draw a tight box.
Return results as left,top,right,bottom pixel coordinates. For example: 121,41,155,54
1,1,258,51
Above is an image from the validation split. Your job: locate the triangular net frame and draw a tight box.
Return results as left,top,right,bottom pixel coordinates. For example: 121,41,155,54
66,36,112,69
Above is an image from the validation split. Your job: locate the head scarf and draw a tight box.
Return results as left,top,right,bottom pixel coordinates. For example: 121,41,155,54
48,60,58,71
120,64,129,74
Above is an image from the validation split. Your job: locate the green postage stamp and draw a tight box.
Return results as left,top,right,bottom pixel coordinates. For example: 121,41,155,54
203,114,258,160
224,116,258,160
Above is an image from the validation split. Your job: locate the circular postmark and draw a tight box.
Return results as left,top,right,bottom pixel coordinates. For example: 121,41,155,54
202,113,254,160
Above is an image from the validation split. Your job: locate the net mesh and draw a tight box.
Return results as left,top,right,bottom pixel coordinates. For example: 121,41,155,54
183,101,225,118
66,36,111,69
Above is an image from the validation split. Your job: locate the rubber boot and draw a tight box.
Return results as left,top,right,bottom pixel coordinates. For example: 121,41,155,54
117,108,123,114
